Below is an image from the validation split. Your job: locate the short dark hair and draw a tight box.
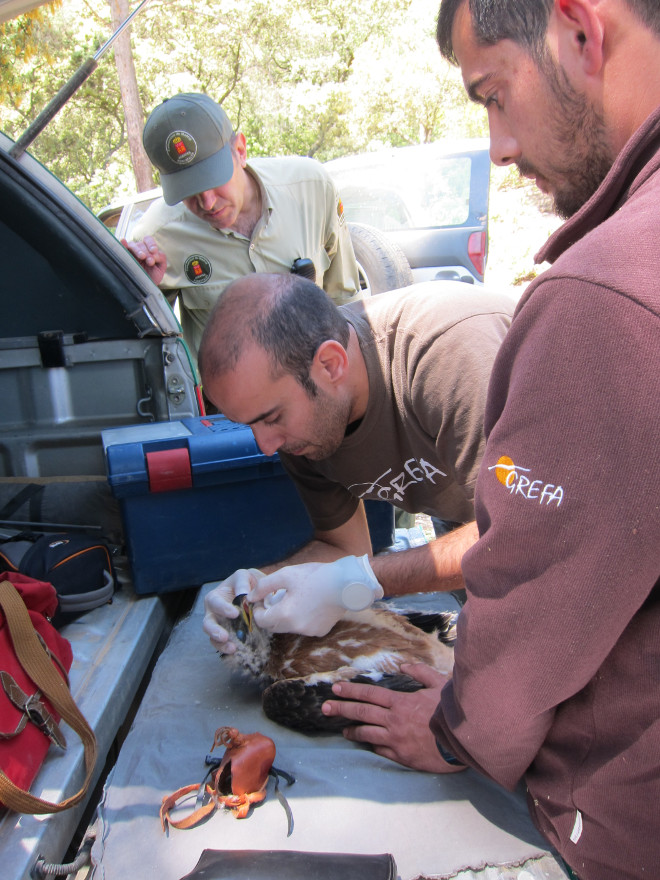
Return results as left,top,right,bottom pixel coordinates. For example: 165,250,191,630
252,276,350,396
437,0,660,65
198,274,350,397
437,0,553,65
627,0,660,34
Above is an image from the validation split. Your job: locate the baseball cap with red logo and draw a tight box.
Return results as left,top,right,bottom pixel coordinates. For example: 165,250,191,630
143,93,236,206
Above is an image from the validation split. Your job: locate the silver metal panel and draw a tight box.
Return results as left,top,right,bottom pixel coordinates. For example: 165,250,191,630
0,337,198,477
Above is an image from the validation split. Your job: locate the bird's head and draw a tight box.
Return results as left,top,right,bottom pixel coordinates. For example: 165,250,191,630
224,593,272,680
231,593,255,644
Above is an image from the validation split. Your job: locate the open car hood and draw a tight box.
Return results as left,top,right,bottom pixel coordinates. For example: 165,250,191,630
0,131,183,338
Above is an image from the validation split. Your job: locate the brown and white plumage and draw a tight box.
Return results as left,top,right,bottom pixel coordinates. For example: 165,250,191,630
225,596,457,733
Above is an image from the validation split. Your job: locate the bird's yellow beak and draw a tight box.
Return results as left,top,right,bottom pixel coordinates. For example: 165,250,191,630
239,596,254,633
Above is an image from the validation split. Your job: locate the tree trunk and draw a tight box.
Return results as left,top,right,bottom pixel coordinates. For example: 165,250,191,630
108,0,154,192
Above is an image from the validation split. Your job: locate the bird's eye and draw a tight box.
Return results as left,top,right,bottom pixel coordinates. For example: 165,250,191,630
235,626,248,644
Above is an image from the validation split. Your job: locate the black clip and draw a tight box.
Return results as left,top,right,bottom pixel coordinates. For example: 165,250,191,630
290,258,316,282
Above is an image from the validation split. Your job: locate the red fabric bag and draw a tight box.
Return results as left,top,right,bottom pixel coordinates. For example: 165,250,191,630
0,572,97,813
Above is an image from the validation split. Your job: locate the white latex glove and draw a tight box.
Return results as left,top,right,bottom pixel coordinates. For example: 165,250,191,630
249,555,383,637
202,568,265,653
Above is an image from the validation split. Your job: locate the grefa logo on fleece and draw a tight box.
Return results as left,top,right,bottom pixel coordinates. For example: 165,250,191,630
489,456,564,507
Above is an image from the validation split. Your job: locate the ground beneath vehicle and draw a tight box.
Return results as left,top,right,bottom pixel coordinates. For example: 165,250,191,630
325,138,491,285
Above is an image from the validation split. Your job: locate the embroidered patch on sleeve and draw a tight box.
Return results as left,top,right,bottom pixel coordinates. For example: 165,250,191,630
488,455,564,507
184,254,212,284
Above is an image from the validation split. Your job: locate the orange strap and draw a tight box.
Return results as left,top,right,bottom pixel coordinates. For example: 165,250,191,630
160,783,217,831
160,726,279,832
159,781,268,831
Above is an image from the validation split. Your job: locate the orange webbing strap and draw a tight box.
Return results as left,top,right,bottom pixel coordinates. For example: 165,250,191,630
161,769,295,834
160,783,218,831
0,579,98,814
160,782,268,831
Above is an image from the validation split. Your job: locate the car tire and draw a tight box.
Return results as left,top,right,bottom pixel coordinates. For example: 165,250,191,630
348,222,413,296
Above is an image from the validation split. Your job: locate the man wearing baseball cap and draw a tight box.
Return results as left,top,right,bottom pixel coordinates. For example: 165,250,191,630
125,93,362,360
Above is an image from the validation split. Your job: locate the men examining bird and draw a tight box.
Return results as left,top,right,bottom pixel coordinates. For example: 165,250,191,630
198,272,514,645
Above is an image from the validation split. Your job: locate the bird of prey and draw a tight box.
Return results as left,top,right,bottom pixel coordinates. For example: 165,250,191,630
224,595,458,734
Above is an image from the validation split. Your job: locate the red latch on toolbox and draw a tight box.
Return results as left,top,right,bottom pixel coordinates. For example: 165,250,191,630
146,447,192,493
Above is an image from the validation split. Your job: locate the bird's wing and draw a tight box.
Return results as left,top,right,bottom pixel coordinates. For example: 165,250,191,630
262,670,424,734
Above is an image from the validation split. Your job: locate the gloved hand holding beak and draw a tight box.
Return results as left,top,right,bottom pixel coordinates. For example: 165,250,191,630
203,568,266,653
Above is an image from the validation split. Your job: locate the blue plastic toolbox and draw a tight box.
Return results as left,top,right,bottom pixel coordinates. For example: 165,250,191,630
102,415,394,595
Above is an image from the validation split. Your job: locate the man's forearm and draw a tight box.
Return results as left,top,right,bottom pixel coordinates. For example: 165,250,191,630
258,516,478,595
260,538,350,573
370,521,478,596
260,504,374,573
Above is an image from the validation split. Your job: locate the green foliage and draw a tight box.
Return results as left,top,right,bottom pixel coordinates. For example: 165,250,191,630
0,0,483,213
0,3,61,106
0,3,129,208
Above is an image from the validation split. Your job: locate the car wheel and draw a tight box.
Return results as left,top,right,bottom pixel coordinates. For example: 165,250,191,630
348,222,413,296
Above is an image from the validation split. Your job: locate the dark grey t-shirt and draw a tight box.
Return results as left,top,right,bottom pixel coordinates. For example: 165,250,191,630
279,282,514,529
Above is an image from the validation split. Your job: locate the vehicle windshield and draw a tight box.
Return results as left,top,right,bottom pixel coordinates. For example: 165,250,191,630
99,193,160,237
327,149,473,231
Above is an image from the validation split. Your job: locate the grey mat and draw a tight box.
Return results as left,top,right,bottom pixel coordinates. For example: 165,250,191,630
92,585,568,880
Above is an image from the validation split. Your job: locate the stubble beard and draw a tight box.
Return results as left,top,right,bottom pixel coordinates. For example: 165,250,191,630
285,388,353,461
520,55,615,220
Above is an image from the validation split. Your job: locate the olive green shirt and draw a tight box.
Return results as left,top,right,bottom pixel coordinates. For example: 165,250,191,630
133,156,362,359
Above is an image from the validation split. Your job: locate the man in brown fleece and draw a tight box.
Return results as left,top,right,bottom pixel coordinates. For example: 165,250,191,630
323,3,660,878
